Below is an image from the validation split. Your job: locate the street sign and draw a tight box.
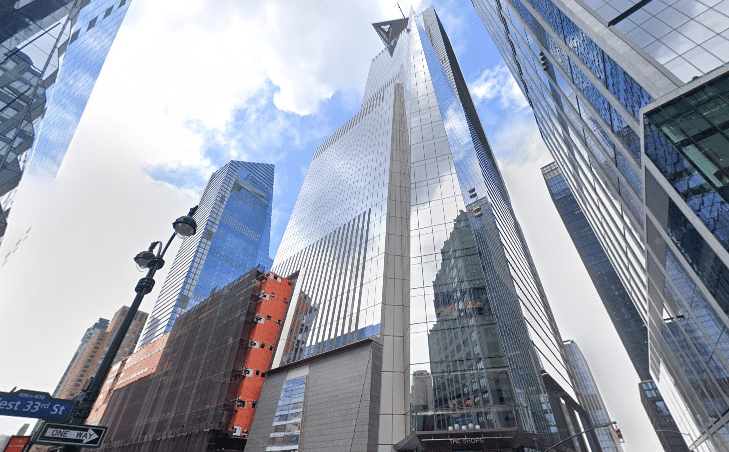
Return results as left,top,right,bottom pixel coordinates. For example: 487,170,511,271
35,423,107,448
0,389,73,421
2,436,29,452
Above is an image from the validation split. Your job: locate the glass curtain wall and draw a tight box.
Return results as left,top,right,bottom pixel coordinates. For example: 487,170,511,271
138,161,274,349
272,7,580,445
471,0,729,448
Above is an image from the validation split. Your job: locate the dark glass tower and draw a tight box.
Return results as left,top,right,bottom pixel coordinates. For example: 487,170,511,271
542,163,649,378
542,163,688,452
137,160,274,349
473,0,729,447
269,7,594,450
0,0,132,247
542,162,689,452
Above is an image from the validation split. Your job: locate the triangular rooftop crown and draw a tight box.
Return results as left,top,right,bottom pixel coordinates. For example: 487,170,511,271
372,18,409,56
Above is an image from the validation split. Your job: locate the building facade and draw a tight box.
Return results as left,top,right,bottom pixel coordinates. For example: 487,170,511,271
137,160,274,349
0,0,132,246
52,317,109,397
97,269,292,452
472,0,729,448
53,306,146,399
87,333,169,425
543,162,689,451
262,7,594,451
563,340,624,452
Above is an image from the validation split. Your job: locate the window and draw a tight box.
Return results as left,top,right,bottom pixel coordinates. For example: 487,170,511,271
268,376,307,450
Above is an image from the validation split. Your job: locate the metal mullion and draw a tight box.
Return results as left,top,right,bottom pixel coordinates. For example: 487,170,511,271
352,209,372,341
334,213,361,344
311,226,343,353
303,234,330,354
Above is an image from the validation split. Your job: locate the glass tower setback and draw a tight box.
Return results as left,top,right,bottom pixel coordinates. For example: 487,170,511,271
0,0,132,247
137,160,274,349
472,0,729,448
272,7,587,449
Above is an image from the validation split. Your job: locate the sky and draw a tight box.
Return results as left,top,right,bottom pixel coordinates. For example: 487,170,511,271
0,0,665,450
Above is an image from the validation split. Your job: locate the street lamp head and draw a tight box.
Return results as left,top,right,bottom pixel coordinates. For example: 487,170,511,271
133,249,156,269
172,214,197,237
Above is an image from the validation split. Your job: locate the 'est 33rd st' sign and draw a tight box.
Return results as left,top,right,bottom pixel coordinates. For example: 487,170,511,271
0,389,73,421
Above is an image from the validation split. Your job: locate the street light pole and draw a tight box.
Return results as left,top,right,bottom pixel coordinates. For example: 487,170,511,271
57,206,198,451
542,421,617,452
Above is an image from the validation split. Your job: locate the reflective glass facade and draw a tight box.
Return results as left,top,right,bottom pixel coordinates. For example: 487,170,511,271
543,162,689,451
581,0,729,83
138,160,274,349
266,375,306,452
543,162,650,379
28,0,132,177
473,0,729,448
0,0,131,247
564,340,623,452
272,8,585,449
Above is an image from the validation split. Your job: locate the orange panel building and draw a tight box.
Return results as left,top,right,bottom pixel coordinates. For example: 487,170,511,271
96,269,293,451
225,271,293,437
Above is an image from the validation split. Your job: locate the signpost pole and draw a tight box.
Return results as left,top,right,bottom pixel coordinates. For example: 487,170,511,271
58,207,197,452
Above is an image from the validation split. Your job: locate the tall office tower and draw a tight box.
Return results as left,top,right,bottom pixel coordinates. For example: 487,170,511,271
563,340,624,452
54,306,147,399
52,317,109,397
472,0,729,448
543,162,689,451
0,0,132,247
254,7,594,451
137,160,274,349
641,379,695,452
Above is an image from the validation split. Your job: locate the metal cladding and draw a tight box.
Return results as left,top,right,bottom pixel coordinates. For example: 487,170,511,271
96,269,292,452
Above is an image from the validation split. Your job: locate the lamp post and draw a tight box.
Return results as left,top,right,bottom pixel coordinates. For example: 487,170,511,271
59,206,198,451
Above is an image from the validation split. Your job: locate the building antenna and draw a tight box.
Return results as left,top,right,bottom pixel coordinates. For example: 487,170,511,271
395,1,405,18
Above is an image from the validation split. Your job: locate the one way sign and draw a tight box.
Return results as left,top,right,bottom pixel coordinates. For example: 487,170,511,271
35,422,107,448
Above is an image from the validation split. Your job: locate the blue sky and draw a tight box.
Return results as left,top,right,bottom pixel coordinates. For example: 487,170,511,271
136,0,531,260
0,1,662,449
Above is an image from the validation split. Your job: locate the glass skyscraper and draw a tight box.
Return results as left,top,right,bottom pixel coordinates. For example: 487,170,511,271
28,0,132,177
543,161,689,452
472,0,729,449
563,340,624,452
270,7,593,450
137,160,274,349
0,0,132,247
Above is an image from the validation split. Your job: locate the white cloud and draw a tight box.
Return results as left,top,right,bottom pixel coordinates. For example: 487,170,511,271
490,110,548,166
470,63,528,111
83,0,427,186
